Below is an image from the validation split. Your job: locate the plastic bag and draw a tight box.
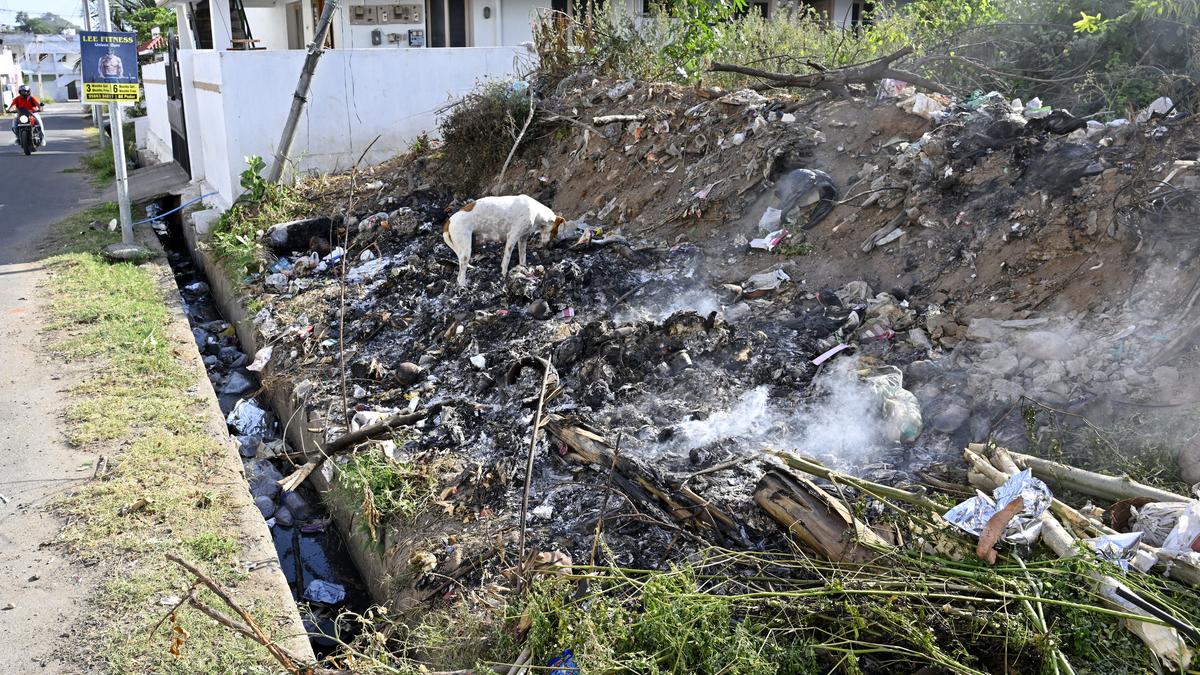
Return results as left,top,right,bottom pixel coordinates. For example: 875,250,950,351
860,366,923,442
1161,501,1200,555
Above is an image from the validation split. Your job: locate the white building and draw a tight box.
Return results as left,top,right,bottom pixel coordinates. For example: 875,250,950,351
138,0,879,207
0,44,22,106
2,33,82,102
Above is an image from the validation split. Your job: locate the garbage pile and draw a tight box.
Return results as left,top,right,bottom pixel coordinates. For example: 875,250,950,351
214,74,1200,670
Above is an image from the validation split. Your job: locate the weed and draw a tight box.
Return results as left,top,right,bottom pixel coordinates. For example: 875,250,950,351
334,448,438,540
75,124,137,186
209,156,311,279
776,239,814,256
184,532,239,563
437,83,538,193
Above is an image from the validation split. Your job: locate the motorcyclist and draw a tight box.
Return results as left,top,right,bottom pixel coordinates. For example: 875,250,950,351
7,85,45,146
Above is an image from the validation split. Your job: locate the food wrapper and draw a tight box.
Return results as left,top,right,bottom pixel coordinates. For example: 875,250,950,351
1085,531,1143,570
944,469,1051,546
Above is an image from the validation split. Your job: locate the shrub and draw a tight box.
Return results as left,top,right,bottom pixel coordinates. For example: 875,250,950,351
437,81,538,194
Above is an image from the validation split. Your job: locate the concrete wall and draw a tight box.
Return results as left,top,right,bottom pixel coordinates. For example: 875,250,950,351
183,46,529,207
246,5,292,49
336,0,427,48
139,61,175,165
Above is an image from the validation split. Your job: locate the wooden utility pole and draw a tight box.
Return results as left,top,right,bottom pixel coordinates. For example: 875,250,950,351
266,0,339,184
81,0,106,147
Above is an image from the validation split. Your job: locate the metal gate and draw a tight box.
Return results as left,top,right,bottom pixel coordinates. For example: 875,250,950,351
165,31,192,177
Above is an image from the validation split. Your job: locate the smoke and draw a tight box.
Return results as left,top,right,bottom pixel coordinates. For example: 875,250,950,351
664,360,889,469
614,287,723,324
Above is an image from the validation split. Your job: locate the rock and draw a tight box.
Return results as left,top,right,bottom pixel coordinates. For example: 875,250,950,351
203,355,220,368
1018,331,1072,361
395,362,422,386
274,505,294,527
965,318,1004,341
281,491,310,520
238,436,262,459
905,359,941,385
1152,366,1180,392
670,350,693,372
254,495,276,519
969,374,1025,405
527,299,552,320
102,242,149,262
220,372,256,395
978,350,1020,377
931,402,970,433
417,354,437,369
907,328,933,350
192,328,210,348
469,354,487,370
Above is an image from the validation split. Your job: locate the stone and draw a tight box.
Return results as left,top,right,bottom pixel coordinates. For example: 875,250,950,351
1153,366,1180,392
978,350,1020,377
969,374,1024,405
281,491,310,520
527,299,552,320
904,359,941,385
203,355,220,369
274,505,294,527
220,372,256,395
254,495,277,519
931,402,970,433
395,362,422,386
1018,331,1073,361
965,318,1004,341
192,328,210,348
102,242,149,262
907,328,933,350
238,435,262,459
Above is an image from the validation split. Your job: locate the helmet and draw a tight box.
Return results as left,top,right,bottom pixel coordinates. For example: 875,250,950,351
18,85,30,96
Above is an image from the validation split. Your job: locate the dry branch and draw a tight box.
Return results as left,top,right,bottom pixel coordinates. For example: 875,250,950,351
1006,451,1189,504
709,47,952,96
545,414,747,546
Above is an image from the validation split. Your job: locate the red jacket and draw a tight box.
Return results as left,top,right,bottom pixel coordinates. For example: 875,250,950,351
10,95,40,112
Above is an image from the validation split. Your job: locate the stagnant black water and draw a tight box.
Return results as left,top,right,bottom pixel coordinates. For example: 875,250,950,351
152,197,368,655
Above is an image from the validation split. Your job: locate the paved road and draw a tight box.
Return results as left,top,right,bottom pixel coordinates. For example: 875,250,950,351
0,106,102,672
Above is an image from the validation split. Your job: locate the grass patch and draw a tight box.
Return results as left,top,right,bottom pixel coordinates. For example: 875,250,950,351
43,209,284,674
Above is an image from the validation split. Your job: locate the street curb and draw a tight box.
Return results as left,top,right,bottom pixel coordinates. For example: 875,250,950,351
136,225,317,664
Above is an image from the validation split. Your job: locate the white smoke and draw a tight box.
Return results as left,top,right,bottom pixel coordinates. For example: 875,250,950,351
664,360,890,468
614,287,723,325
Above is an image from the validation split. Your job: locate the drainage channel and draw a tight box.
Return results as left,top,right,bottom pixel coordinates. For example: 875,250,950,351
150,197,368,656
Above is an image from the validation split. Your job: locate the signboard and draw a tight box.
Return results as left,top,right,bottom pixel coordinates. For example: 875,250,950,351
80,31,139,103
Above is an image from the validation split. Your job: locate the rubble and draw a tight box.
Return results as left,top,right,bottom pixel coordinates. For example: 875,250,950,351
197,70,1200,671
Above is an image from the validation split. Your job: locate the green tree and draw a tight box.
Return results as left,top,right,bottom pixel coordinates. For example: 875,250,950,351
97,0,176,44
15,11,78,34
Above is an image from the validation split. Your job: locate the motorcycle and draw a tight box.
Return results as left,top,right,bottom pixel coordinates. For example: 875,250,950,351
13,112,44,156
